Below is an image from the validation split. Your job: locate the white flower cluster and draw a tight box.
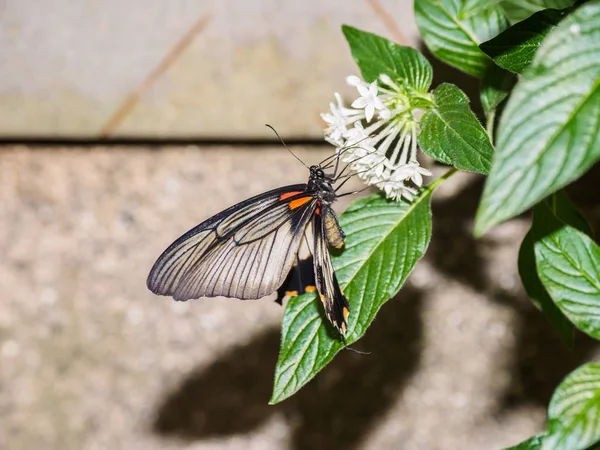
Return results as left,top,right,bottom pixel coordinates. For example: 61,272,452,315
321,75,432,201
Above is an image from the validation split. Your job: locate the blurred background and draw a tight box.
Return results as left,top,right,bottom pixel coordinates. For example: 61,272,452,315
1,1,599,449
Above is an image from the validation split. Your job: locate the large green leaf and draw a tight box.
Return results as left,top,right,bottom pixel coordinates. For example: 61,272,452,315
341,25,433,93
480,8,567,74
463,0,575,23
419,83,494,174
475,1,600,236
533,199,600,340
500,0,575,22
542,363,600,450
270,192,432,403
415,0,509,77
518,191,592,347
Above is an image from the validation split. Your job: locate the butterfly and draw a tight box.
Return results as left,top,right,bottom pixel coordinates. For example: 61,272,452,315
147,151,356,335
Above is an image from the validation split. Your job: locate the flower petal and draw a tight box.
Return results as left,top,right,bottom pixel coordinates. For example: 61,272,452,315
346,75,362,86
351,97,369,109
365,104,375,122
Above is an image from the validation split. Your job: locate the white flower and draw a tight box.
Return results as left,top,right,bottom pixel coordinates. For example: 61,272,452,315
321,74,434,202
344,120,370,146
320,94,347,146
347,76,386,122
392,161,432,187
377,178,418,202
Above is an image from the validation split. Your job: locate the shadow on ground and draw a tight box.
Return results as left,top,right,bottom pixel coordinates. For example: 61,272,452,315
430,165,600,414
495,164,600,410
153,287,424,449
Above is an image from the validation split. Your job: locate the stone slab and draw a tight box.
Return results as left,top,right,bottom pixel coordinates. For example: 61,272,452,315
0,0,420,138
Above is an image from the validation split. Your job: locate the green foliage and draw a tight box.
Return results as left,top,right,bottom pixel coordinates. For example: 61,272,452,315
480,8,568,73
271,3,600,448
500,0,575,22
503,363,600,450
419,83,494,174
342,25,433,95
543,363,600,450
518,190,594,347
480,63,516,120
533,199,600,340
415,0,509,77
475,1,600,235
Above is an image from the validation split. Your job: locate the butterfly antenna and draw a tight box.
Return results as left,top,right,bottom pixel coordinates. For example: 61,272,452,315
265,124,309,169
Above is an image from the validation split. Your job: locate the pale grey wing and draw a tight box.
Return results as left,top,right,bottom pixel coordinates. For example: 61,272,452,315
173,197,318,300
147,184,307,296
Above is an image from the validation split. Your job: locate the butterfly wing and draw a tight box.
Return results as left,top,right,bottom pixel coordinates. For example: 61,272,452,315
313,206,350,335
275,255,317,305
147,184,318,301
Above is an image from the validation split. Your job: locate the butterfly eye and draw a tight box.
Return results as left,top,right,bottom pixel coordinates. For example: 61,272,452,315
316,169,324,178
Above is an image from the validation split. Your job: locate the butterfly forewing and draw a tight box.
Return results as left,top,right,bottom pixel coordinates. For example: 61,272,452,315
147,184,316,300
148,162,352,336
174,203,316,300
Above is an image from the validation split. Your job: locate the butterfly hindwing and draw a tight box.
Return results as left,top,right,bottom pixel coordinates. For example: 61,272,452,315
313,206,350,335
275,255,317,305
147,184,317,301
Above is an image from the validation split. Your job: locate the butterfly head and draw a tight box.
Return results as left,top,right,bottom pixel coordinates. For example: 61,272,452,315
309,165,326,180
309,165,336,203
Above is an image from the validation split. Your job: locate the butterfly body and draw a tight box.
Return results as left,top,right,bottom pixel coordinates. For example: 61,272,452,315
147,163,350,334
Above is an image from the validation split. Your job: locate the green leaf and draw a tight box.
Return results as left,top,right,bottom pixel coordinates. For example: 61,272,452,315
505,434,546,450
480,9,568,74
419,83,494,174
542,362,600,450
270,192,432,403
463,0,504,14
474,1,600,236
341,25,432,93
480,63,516,119
519,231,574,347
518,190,592,347
501,0,575,23
533,199,600,340
415,0,509,77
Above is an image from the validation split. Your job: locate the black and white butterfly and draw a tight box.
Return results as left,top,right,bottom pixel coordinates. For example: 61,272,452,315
147,151,356,335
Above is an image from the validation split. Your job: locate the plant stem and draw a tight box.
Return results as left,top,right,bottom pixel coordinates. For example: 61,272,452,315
427,167,458,193
486,111,496,145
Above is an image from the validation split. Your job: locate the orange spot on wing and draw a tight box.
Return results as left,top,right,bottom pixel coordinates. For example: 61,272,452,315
289,196,312,210
280,191,302,200
305,285,316,293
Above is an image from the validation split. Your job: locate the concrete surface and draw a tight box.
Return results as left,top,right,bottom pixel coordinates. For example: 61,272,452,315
0,0,420,137
1,145,599,450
